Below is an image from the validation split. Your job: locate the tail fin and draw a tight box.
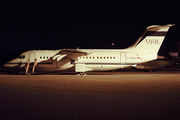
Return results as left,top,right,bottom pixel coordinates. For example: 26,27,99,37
129,24,175,53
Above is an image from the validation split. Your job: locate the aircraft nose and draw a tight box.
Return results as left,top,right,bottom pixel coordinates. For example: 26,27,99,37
3,63,8,67
3,62,14,68
3,59,19,68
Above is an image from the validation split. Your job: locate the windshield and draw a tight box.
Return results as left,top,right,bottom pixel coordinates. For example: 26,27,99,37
18,55,25,59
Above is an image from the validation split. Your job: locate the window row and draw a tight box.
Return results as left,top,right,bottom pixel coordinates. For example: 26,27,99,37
39,56,116,60
40,56,50,59
79,56,116,59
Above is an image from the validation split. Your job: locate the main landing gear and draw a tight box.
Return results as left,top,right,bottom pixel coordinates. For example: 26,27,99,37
77,72,87,75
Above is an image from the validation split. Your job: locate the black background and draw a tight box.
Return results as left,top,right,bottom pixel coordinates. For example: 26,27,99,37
0,1,179,65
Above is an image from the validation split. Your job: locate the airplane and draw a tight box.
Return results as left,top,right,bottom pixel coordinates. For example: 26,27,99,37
3,24,174,75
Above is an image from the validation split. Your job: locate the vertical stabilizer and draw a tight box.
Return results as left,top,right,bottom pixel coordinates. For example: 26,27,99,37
130,24,175,53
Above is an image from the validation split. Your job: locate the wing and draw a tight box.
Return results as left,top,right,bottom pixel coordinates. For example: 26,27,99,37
52,49,89,61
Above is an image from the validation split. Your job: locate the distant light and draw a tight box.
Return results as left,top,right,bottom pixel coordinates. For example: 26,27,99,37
112,43,114,46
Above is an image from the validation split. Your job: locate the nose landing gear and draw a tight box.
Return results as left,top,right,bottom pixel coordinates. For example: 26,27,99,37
25,59,37,75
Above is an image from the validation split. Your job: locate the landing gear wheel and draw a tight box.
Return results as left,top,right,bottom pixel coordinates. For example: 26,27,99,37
77,72,87,75
149,69,152,72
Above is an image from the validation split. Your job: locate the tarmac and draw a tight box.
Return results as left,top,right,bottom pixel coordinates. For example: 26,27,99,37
0,71,180,120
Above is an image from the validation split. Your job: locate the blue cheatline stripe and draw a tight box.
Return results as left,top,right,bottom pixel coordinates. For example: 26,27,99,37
74,63,136,65
144,31,167,36
135,31,167,47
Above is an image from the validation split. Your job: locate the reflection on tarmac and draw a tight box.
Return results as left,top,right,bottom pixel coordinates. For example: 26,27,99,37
0,70,180,120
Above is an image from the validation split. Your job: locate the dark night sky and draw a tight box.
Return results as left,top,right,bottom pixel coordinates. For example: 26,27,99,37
0,1,180,65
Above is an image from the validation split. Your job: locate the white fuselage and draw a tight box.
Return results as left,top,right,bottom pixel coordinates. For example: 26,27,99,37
3,49,157,73
74,49,156,71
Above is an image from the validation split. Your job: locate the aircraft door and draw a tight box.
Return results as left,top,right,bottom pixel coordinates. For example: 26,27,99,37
120,53,126,64
29,52,35,62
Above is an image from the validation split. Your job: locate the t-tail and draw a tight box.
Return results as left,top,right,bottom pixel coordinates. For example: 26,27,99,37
129,24,175,53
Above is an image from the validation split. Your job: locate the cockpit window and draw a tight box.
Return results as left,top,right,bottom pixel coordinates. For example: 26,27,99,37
22,55,25,59
19,55,25,59
19,55,22,59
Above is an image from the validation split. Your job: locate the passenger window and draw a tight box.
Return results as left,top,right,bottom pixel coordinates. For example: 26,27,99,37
47,57,49,59
113,57,115,59
97,57,99,59
100,57,102,59
43,57,45,59
110,57,112,59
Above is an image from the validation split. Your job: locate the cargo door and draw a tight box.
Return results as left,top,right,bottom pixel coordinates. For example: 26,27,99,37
120,53,126,64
